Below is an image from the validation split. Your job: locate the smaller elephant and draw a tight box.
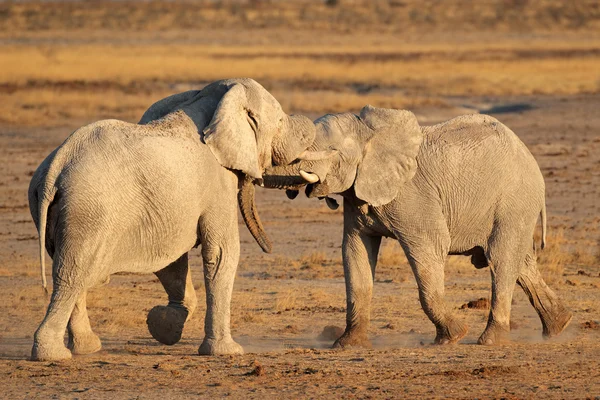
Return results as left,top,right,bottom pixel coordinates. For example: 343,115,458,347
264,106,572,347
28,78,317,361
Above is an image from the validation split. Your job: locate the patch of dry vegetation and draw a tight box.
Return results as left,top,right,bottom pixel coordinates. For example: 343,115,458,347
1,41,599,126
0,1,599,127
536,228,598,284
2,1,599,33
253,251,343,280
274,289,300,313
377,240,412,283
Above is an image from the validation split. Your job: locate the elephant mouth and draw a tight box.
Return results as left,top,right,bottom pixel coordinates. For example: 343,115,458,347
304,180,331,199
304,183,315,198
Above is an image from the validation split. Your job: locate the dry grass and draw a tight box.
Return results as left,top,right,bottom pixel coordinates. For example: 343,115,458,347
536,228,599,284
0,88,172,126
274,289,300,313
2,1,599,34
3,44,599,92
299,251,329,268
378,241,406,268
1,38,599,126
237,310,267,324
377,240,412,283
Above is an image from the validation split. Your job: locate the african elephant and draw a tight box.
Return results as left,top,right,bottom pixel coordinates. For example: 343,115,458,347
28,78,316,361
263,105,572,347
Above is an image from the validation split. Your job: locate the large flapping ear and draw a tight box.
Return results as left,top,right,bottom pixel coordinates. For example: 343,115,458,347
138,90,200,124
202,84,262,179
354,105,423,207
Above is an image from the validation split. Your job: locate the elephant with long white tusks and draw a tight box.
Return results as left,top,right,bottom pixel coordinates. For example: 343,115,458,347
28,78,320,361
263,105,572,347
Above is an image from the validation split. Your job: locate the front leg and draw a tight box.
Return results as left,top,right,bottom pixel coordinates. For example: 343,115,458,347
333,216,381,349
147,253,197,345
197,210,243,356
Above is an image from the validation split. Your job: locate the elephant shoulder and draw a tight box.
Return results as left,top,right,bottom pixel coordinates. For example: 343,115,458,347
359,105,419,133
139,90,201,124
141,110,199,140
64,119,132,147
421,114,516,148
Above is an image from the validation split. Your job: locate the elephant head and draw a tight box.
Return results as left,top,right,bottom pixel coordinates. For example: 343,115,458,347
262,105,423,208
139,78,316,253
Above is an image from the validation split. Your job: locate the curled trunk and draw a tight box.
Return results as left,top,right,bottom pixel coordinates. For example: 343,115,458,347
238,177,272,253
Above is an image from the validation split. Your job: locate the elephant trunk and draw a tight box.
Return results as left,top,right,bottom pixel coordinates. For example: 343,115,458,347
261,163,306,190
238,177,272,253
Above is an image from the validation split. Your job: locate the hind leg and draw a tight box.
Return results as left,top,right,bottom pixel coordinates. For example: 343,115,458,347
32,262,82,361
147,253,197,345
478,232,526,345
517,250,572,338
67,291,102,355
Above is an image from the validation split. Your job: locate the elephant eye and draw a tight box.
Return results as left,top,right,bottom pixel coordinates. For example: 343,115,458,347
246,111,258,133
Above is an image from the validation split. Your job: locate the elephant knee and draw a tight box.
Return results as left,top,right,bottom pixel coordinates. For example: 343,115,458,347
202,249,222,280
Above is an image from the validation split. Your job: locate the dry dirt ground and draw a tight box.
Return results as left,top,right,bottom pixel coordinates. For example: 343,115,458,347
1,94,599,399
1,1,600,398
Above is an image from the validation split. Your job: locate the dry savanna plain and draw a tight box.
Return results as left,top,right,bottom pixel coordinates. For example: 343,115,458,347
0,1,600,398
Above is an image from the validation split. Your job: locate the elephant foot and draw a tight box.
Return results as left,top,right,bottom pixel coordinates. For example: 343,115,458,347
146,305,188,345
435,319,468,345
31,341,72,362
198,337,244,356
542,308,573,338
68,331,102,355
477,323,510,345
332,330,372,349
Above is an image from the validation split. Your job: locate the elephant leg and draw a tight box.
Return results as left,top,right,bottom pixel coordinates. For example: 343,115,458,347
517,250,572,338
32,260,83,361
67,291,102,355
146,253,197,345
478,235,524,345
408,251,468,345
197,211,243,356
333,229,381,349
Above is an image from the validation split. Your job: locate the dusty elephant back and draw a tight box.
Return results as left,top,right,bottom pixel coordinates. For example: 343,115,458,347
418,114,544,190
414,114,545,243
38,113,230,274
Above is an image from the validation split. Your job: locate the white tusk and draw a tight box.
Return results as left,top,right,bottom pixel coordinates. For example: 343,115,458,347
296,149,338,161
299,170,320,183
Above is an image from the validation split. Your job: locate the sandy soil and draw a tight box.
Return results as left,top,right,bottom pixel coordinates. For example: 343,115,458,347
0,92,599,398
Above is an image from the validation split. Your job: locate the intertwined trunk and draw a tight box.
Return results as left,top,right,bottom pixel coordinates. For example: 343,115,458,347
261,163,306,190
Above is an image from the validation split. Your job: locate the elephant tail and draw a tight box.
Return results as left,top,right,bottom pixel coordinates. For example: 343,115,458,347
540,202,547,250
36,144,67,294
37,189,55,295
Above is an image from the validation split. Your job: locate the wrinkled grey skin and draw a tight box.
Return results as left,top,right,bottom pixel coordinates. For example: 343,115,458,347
28,78,315,361
264,105,572,347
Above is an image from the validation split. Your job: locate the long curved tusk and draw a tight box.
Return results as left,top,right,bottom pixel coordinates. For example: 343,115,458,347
296,149,338,161
299,170,320,183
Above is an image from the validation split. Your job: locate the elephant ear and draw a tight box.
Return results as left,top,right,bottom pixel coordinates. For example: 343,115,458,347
354,105,423,207
202,84,262,179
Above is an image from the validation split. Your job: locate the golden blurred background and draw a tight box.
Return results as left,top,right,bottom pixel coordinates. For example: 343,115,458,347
1,0,599,127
